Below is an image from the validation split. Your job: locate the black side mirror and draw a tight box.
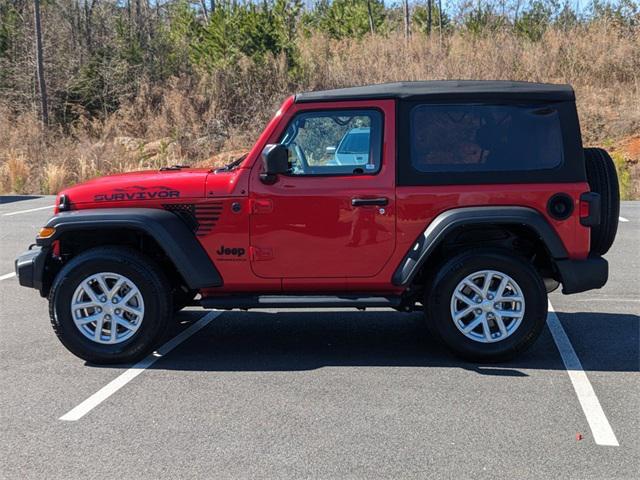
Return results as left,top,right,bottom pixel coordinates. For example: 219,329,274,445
260,144,289,184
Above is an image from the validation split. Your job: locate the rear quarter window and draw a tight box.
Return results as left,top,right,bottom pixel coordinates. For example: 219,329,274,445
410,104,564,173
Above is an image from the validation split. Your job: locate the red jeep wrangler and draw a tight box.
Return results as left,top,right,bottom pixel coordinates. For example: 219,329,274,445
15,81,619,364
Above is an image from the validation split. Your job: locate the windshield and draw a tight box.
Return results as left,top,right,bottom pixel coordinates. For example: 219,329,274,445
338,132,370,154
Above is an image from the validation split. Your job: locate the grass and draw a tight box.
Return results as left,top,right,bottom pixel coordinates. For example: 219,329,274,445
612,152,634,200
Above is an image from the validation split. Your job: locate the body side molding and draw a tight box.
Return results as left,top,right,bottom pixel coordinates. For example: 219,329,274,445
38,208,223,289
392,206,569,286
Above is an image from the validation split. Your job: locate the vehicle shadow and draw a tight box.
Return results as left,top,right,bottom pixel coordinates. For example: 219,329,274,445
0,195,43,204
106,309,638,374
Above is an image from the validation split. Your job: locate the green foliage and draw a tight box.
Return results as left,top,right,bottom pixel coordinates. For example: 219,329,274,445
0,3,19,58
302,0,386,39
413,2,450,34
515,1,555,41
66,47,135,115
612,152,633,200
591,0,640,26
461,2,505,34
167,1,302,72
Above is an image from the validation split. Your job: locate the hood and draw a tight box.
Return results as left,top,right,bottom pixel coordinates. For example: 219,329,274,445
60,168,212,208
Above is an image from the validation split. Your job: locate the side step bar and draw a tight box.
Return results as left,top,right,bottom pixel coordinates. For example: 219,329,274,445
200,295,402,310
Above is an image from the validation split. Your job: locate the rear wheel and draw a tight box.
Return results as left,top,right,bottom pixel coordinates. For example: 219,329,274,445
49,247,172,364
425,249,547,362
584,147,620,255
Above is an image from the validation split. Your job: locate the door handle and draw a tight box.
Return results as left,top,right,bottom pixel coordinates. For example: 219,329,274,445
351,197,389,207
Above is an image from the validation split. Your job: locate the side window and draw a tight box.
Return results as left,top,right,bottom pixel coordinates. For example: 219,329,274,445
279,109,383,176
410,104,563,173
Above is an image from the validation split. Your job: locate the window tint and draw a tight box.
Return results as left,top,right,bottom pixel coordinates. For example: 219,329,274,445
280,110,382,175
410,104,563,173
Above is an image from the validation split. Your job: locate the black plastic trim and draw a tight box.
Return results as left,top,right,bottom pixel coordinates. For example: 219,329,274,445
556,256,608,294
201,295,402,309
295,81,575,103
15,246,49,292
352,197,389,207
37,208,223,289
392,206,568,286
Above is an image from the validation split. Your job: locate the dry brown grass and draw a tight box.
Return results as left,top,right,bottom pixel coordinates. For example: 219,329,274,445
0,150,31,194
1,22,638,195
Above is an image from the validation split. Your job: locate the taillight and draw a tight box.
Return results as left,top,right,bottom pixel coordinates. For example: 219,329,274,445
579,192,601,226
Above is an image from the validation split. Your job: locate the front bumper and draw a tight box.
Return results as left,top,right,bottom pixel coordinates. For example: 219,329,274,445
15,246,49,295
556,256,608,294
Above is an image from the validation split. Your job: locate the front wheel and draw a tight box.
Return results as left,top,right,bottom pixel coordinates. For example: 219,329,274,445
425,249,547,362
49,247,172,364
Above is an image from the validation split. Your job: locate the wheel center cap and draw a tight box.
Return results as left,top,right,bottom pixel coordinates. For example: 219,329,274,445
481,301,494,312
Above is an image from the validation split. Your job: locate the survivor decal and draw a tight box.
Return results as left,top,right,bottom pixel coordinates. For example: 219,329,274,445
94,185,180,202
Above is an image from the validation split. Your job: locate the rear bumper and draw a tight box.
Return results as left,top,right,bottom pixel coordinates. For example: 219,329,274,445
556,256,608,294
15,246,49,295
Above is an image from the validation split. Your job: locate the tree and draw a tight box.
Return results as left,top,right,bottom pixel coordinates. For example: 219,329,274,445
33,0,48,125
403,0,410,38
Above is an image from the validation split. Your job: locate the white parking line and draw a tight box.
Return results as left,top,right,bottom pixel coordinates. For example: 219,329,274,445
60,310,222,421
0,272,16,281
2,205,54,216
618,216,629,222
547,301,619,446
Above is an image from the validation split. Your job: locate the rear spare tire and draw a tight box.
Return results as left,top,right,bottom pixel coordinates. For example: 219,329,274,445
584,148,619,255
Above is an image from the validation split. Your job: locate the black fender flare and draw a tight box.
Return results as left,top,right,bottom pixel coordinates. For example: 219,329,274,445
392,206,568,286
37,208,223,289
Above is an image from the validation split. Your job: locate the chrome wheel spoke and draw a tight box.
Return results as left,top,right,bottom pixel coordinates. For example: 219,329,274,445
481,272,493,296
116,317,137,331
462,280,483,297
463,315,484,333
481,317,492,341
74,301,98,310
94,316,104,341
453,291,474,306
120,304,142,316
120,288,138,306
109,278,125,298
501,308,524,319
494,276,509,298
453,304,476,321
495,314,508,337
95,275,110,297
81,280,100,304
109,320,118,343
496,295,523,304
75,313,101,325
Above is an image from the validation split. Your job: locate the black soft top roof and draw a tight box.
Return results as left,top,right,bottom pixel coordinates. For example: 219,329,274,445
295,80,574,103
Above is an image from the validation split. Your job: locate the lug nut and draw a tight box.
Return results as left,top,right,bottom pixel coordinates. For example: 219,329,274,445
104,314,111,320
487,294,494,300
476,298,482,304
96,307,102,313
475,309,482,315
112,298,118,304
115,309,121,315
100,296,107,302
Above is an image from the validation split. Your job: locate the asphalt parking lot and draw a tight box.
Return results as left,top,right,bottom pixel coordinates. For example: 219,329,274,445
1,195,638,479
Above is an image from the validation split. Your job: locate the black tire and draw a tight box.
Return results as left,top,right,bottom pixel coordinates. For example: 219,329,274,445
49,246,172,364
425,249,547,362
584,147,620,255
